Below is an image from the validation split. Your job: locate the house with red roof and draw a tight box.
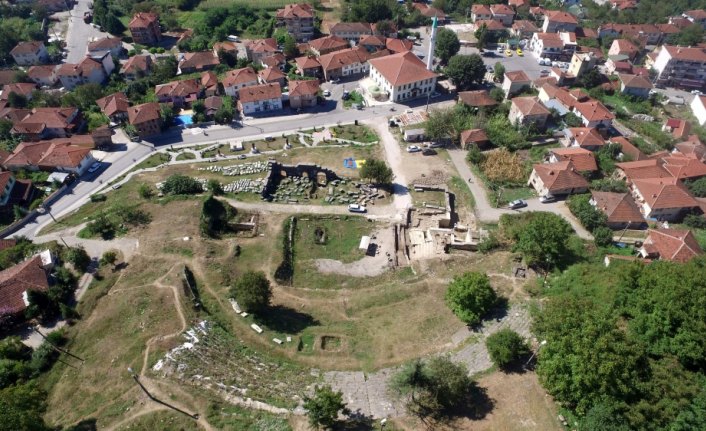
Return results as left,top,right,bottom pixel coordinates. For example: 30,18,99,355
630,177,700,221
653,45,706,91
4,139,96,175
258,67,287,89
120,55,153,81
128,102,162,138
27,65,59,87
329,22,374,42
87,36,123,58
502,70,531,98
528,161,589,196
549,147,598,172
368,51,439,103
542,10,578,33
155,79,202,108
457,90,498,110
177,52,219,75
565,127,605,151
96,92,129,123
238,83,282,115
639,229,703,262
276,3,315,42
509,96,550,129
129,13,161,45
10,107,80,141
618,73,652,99
308,36,349,56
684,9,706,29
590,191,646,229
471,4,492,22
318,47,370,81
511,20,539,38
460,129,490,150
244,39,279,64
294,56,323,78
662,118,691,140
0,255,49,320
490,4,515,25
222,67,259,98
10,41,49,66
56,54,113,90
572,100,614,128
289,80,320,109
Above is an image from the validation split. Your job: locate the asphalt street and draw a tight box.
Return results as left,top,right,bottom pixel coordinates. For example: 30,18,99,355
64,0,112,63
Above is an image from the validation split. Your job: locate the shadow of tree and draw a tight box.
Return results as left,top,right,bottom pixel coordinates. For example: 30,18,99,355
63,418,97,431
255,305,319,334
336,409,375,430
443,384,495,422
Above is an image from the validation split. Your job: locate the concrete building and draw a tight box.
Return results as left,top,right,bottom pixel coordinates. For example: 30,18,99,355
542,10,578,33
329,22,373,42
10,41,49,66
238,83,283,115
127,102,162,138
568,52,596,78
288,79,320,109
618,73,652,98
368,51,439,102
275,3,315,42
222,67,260,98
528,161,589,196
653,45,706,91
509,96,550,129
690,94,706,126
129,13,161,46
502,70,531,97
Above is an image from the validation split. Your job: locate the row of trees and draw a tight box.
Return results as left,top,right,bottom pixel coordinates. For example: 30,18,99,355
535,256,706,430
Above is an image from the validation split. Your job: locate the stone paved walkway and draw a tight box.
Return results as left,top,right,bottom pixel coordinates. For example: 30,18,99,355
323,304,531,419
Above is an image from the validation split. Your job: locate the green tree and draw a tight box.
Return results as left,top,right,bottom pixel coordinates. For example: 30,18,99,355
137,183,154,199
445,54,485,91
343,0,395,22
161,174,203,195
668,24,704,47
434,28,460,65
229,271,272,314
474,23,488,51
391,356,479,419
466,144,484,165
564,112,583,127
7,92,27,108
62,246,90,272
100,250,117,268
151,56,178,84
485,328,530,369
687,177,706,198
160,104,176,129
0,383,49,431
191,100,207,124
207,179,223,195
493,62,505,83
359,158,394,185
424,105,473,143
303,385,348,430
593,226,614,247
62,83,104,111
567,194,608,232
283,34,298,59
513,212,573,270
445,272,497,325
103,12,125,35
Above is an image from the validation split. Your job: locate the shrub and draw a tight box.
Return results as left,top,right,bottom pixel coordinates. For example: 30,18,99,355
466,145,484,165
568,194,608,232
593,226,614,248
99,250,117,267
62,246,90,272
137,183,153,199
684,214,706,229
161,174,203,195
486,328,530,369
89,194,107,202
445,272,497,326
229,271,272,314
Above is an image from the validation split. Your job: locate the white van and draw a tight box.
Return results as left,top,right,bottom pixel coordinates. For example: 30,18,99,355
227,35,239,42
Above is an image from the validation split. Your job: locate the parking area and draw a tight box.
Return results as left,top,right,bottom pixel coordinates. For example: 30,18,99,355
460,44,547,80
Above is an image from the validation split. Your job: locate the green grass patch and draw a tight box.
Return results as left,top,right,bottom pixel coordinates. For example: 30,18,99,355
199,0,296,9
620,119,674,151
162,244,195,258
206,403,291,430
134,153,171,171
330,124,379,143
295,215,375,264
342,90,364,109
175,152,196,161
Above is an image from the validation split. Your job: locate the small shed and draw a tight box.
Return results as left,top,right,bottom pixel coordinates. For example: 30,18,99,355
359,235,371,250
404,128,426,142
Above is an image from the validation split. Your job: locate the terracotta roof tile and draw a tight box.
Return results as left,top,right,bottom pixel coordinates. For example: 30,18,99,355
550,147,598,171
533,161,589,192
129,12,159,29
288,79,320,97
0,255,48,315
96,92,129,117
10,41,45,56
512,96,550,116
276,3,314,19
591,191,645,224
632,177,698,209
128,102,160,125
368,51,438,86
545,10,578,24
238,83,281,103
318,47,369,72
457,90,498,107
642,228,703,262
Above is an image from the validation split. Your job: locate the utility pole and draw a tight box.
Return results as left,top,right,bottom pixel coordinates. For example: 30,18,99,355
127,368,200,420
31,326,84,363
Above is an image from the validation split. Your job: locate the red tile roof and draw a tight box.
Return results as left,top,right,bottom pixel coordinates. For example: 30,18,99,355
245,38,278,54
368,51,438,86
5,139,91,169
619,73,652,89
632,177,698,210
574,100,614,123
1,83,37,100
155,79,200,98
610,136,647,161
550,147,598,171
617,159,672,181
591,191,645,224
222,67,259,88
288,79,320,97
545,10,578,24
329,22,373,33
385,38,413,53
238,83,281,103
458,90,498,107
309,35,349,53
662,45,706,62
512,96,550,116
295,56,322,70
129,12,159,29
120,55,152,75
10,41,45,56
96,92,129,117
276,3,314,19
460,129,489,145
532,161,589,192
318,47,369,72
179,52,219,71
128,102,160,125
474,20,508,31
88,36,122,51
661,155,706,180
491,4,515,15
568,127,605,149
258,67,286,83
0,255,48,315
642,229,703,262
505,70,531,82
27,65,58,80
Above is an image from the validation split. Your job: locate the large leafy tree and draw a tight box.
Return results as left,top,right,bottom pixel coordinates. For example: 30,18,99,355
303,385,348,430
512,212,573,270
392,356,481,419
434,28,460,65
474,23,488,51
485,328,530,369
359,158,393,185
445,54,485,91
445,272,497,325
229,271,272,314
0,383,49,431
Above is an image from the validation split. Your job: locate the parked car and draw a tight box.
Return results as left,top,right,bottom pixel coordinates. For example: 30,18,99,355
539,195,556,203
348,203,367,213
508,199,527,209
422,148,437,156
342,90,350,100
540,69,549,75
691,90,703,95
516,49,523,56
236,154,246,160
323,89,331,97
407,145,422,153
505,49,513,57
88,162,101,173
428,142,443,148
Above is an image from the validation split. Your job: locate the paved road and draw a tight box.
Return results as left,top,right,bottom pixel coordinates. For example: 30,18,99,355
447,149,592,239
8,138,154,239
64,0,112,63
